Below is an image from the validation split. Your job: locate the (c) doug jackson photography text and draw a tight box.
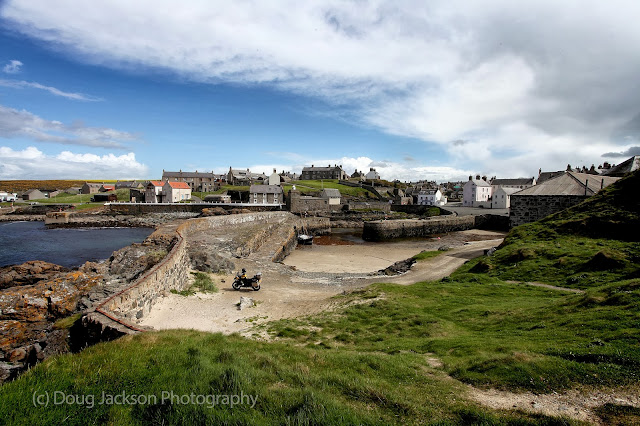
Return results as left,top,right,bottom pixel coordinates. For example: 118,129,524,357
32,390,259,409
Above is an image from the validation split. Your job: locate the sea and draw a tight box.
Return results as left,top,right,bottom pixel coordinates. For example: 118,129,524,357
0,221,154,268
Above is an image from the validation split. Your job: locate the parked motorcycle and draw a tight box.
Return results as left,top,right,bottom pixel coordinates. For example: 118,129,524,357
232,269,262,291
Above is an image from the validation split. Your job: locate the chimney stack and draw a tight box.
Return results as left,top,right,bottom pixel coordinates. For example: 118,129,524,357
475,174,480,180
469,175,472,181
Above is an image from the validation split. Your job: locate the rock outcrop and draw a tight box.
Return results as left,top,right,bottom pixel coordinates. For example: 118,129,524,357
0,261,69,290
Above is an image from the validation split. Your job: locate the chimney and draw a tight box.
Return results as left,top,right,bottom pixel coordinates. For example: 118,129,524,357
312,164,314,168
469,175,472,181
482,176,487,181
475,174,480,180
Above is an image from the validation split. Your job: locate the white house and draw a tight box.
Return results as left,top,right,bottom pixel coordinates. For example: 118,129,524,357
268,169,281,186
365,168,380,180
417,189,447,206
463,176,492,207
320,188,341,205
145,181,164,203
491,186,521,209
163,181,192,203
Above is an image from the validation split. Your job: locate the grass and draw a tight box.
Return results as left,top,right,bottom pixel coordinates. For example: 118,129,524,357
0,331,573,425
412,250,443,261
283,180,373,198
33,189,131,204
171,272,218,296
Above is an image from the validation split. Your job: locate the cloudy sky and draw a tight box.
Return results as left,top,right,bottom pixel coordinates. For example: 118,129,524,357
1,1,638,181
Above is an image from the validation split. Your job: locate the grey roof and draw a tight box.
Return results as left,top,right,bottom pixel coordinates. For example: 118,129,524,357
320,188,341,198
491,178,534,186
302,166,342,172
250,185,283,194
468,179,491,187
163,171,218,178
602,156,640,176
493,186,522,195
514,172,619,196
537,171,564,184
83,182,102,187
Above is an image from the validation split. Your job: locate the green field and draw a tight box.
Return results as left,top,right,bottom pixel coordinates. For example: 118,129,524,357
1,173,639,424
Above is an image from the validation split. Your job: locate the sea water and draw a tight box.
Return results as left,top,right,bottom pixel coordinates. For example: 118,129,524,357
0,221,153,268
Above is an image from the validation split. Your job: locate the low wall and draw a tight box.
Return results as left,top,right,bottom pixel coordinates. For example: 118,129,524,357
345,201,391,213
390,205,447,216
108,203,283,214
362,216,476,241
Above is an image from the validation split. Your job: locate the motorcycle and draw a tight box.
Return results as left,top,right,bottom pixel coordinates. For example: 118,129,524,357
232,269,262,291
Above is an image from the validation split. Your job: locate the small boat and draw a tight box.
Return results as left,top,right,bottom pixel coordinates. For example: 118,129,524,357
297,234,314,245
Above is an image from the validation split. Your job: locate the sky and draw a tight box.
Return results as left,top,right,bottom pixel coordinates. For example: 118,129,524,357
1,1,639,183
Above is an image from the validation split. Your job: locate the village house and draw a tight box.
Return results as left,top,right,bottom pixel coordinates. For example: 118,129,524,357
393,188,412,205
365,168,381,180
21,189,45,201
250,185,283,204
510,171,620,227
145,181,164,203
227,167,266,186
463,176,492,207
278,171,298,183
268,169,281,186
351,169,364,180
300,164,348,180
162,170,223,192
115,181,144,190
417,189,447,206
320,188,341,205
491,186,521,209
162,181,192,203
204,194,232,203
81,183,102,194
99,184,115,192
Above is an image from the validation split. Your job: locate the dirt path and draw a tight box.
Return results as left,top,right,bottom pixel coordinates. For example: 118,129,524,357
505,280,585,293
381,239,503,285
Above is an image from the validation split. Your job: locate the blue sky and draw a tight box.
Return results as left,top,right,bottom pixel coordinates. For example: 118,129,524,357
1,1,639,182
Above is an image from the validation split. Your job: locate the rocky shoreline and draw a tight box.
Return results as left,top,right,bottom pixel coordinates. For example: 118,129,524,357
0,221,184,383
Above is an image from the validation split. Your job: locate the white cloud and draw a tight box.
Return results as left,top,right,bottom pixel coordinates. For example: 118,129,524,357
0,79,101,101
2,59,22,74
0,146,148,179
2,1,640,177
0,104,137,148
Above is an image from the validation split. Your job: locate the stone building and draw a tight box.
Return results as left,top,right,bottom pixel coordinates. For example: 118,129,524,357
491,186,521,209
162,170,223,192
145,181,164,203
227,167,266,186
300,164,347,180
320,188,341,205
250,185,283,204
21,189,45,200
490,177,536,190
81,183,102,194
509,172,619,227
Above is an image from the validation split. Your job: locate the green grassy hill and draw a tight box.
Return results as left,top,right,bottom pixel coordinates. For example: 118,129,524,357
1,173,639,424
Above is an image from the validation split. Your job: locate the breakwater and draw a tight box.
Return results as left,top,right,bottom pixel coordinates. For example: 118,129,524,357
362,214,508,241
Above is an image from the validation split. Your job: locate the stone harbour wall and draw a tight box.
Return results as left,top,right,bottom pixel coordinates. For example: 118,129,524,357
362,216,477,241
510,195,587,227
108,203,283,215
93,211,297,328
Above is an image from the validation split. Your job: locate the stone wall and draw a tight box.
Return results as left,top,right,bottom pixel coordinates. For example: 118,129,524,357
108,203,283,215
510,195,587,227
362,216,477,241
92,212,298,330
390,205,448,216
345,201,391,213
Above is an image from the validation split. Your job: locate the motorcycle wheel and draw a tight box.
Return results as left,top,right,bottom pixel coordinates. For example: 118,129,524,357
232,280,241,290
252,284,260,291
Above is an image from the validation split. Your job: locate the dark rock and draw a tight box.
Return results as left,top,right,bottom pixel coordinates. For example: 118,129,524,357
201,207,229,217
376,258,416,276
0,261,69,290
